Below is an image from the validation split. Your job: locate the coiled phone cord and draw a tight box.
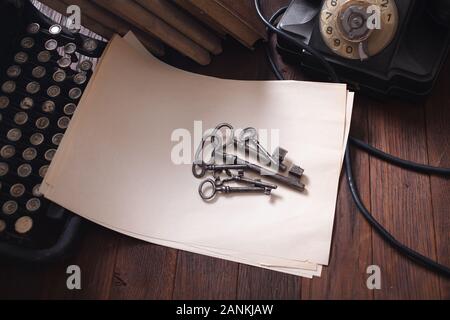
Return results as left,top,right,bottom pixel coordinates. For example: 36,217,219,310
255,0,450,277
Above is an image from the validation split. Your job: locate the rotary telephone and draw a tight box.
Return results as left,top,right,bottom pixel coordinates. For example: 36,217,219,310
277,0,450,99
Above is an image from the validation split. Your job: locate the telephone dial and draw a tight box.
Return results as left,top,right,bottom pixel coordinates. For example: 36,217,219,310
277,0,450,98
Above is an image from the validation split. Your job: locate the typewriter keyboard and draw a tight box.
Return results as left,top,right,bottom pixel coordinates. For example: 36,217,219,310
0,21,102,250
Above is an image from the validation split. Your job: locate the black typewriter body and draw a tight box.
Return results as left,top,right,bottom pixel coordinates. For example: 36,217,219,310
277,0,450,99
0,0,106,262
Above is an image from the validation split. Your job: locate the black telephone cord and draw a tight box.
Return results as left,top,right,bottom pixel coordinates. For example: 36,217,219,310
255,0,450,277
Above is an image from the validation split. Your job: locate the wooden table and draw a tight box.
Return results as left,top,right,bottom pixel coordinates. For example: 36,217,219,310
0,1,448,300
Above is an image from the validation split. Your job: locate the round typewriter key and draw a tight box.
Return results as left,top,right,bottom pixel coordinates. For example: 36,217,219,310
0,162,8,177
68,87,82,100
6,65,21,78
20,37,35,49
0,145,15,159
26,198,41,212
63,103,76,115
49,24,62,35
23,147,37,161
0,220,5,233
57,56,72,69
6,128,22,142
64,42,77,54
17,163,32,178
82,38,98,52
2,200,18,215
57,116,70,129
37,50,51,63
78,60,93,72
52,69,66,82
32,65,46,79
10,183,25,198
42,100,56,113
30,133,44,146
52,133,64,145
14,112,28,125
20,97,34,110
26,81,41,95
15,216,33,234
47,85,61,98
1,80,16,94
32,184,43,197
44,39,58,51
27,22,40,34
14,51,28,64
36,117,50,130
73,72,87,85
0,96,9,109
39,165,49,178
44,149,56,161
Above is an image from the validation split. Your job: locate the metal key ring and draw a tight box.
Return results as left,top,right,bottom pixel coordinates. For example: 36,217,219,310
212,123,235,148
198,179,217,201
192,162,207,178
238,127,258,143
194,132,222,166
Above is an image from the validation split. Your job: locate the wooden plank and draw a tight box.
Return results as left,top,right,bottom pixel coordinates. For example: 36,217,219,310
173,251,239,299
424,58,450,299
301,95,374,300
108,238,177,300
368,97,441,299
93,0,211,65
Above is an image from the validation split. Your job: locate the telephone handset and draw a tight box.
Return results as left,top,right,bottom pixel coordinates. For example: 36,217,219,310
277,0,450,99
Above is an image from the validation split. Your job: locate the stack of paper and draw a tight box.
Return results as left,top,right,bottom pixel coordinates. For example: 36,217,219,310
41,33,354,278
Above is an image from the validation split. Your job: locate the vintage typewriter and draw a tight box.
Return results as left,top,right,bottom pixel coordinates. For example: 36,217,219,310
0,0,106,262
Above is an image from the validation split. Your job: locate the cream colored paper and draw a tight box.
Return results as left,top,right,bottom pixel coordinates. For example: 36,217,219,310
42,34,353,277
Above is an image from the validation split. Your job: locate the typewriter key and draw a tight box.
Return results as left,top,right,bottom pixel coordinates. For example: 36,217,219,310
64,42,77,55
30,133,44,146
52,133,64,145
0,96,9,109
44,39,58,51
57,116,70,129
63,103,76,115
32,184,43,197
14,52,28,64
2,200,18,215
39,165,49,178
26,198,41,212
20,97,34,110
23,147,37,161
42,100,56,113
83,38,98,52
49,24,62,35
15,216,33,234
1,80,16,94
0,162,8,176
0,145,15,159
57,56,72,69
36,117,50,130
26,81,41,95
68,87,82,100
52,69,66,83
32,66,46,79
10,183,25,198
73,72,87,85
78,60,93,72
6,65,21,78
20,37,35,49
27,23,40,35
14,112,28,125
6,128,22,142
37,50,51,63
47,85,61,98
0,220,5,233
44,149,56,161
17,163,32,178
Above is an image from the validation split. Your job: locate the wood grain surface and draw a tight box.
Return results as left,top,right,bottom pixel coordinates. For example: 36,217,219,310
0,0,448,300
